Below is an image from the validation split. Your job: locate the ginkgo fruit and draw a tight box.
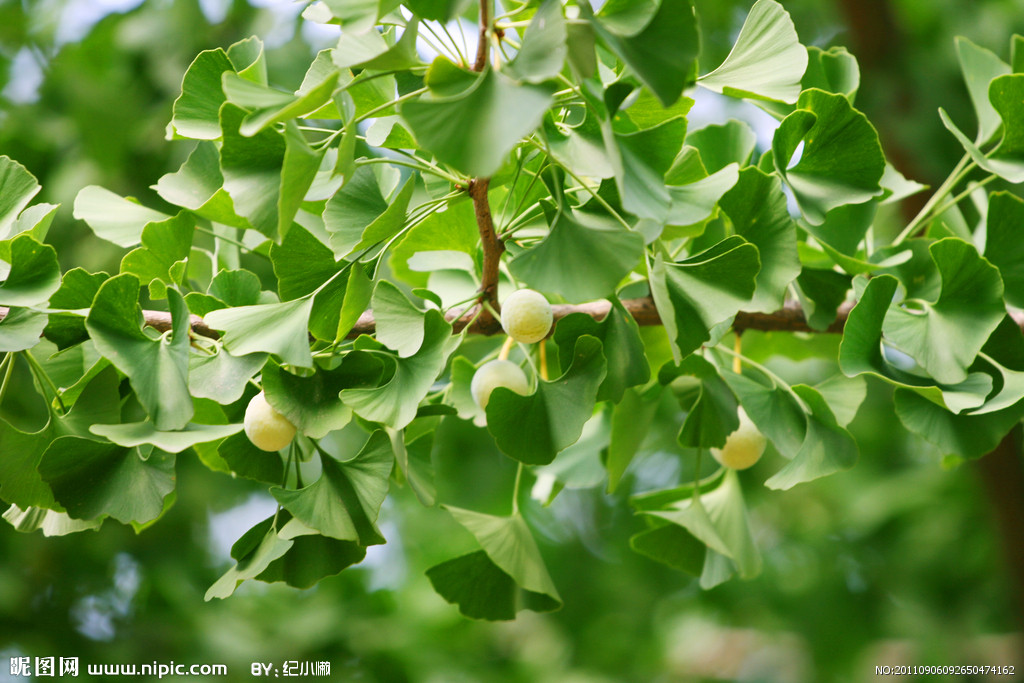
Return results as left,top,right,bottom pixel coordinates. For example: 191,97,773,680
710,407,767,470
244,391,297,452
500,289,553,343
471,360,530,410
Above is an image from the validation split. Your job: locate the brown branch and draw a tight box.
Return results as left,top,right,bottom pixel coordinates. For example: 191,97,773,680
473,0,490,72
466,0,501,328
469,177,504,326
16,298,1024,342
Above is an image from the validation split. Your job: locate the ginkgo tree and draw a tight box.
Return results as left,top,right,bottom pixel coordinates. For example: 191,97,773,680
1,0,1023,621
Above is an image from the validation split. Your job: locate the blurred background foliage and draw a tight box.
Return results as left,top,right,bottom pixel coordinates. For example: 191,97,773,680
1,0,1023,681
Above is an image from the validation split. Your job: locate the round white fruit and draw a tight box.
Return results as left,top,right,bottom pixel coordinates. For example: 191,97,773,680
470,360,530,410
244,391,297,452
710,408,766,470
500,289,553,344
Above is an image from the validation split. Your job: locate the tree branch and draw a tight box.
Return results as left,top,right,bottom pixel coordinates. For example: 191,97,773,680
467,0,503,327
473,0,490,72
14,298,1024,342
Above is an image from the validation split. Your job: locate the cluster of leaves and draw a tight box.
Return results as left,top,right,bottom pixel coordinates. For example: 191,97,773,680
2,0,1024,621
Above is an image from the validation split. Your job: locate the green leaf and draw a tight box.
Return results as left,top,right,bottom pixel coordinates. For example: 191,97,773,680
630,523,705,575
509,208,644,303
342,310,454,429
839,275,992,412
772,89,885,224
553,298,649,402
801,46,860,100
0,156,41,239
485,336,606,465
445,506,561,600
720,369,807,460
86,277,193,430
89,422,242,453
154,142,250,229
663,355,740,449
720,167,800,312
332,22,421,72
119,213,194,297
939,108,1024,184
882,238,1005,385
386,425,436,507
278,122,326,239
649,237,760,362
426,550,561,621
3,505,102,536
223,69,341,136
169,47,236,140
983,192,1024,308
608,116,687,221
684,121,756,175
0,234,60,307
0,419,56,509
698,0,807,104
38,437,176,524
73,186,170,248
764,385,858,490
219,103,286,239
270,224,366,341
814,374,867,427
507,0,567,83
216,431,285,483
584,0,699,107
272,431,393,545
389,198,479,287
204,296,316,368
371,280,426,357
793,267,851,331
256,532,366,589
261,355,381,438
188,347,267,404
607,385,661,492
323,165,414,258
401,63,555,177
956,37,1011,145
405,0,469,21
0,307,47,352
206,515,293,600
895,388,1024,459
319,0,384,32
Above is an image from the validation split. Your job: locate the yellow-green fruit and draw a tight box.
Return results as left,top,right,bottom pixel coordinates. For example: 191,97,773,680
710,408,766,470
243,391,297,452
500,289,553,343
471,360,530,410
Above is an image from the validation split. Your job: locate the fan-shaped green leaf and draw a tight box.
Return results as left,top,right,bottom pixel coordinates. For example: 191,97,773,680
698,0,807,104
485,336,606,465
401,62,554,177
649,236,760,362
772,89,885,224
86,277,193,430
272,431,393,545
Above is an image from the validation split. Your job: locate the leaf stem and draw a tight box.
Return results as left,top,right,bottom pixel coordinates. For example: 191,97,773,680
924,174,999,222
512,462,523,516
353,87,429,125
194,225,256,253
356,156,463,184
0,353,14,408
528,137,633,232
893,154,975,244
22,349,66,414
